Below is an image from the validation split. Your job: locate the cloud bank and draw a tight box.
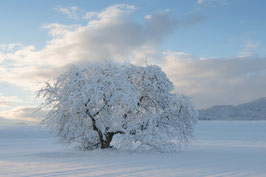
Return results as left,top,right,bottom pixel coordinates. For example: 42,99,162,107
0,106,47,122
0,94,22,108
0,3,266,123
162,52,266,108
1,4,188,90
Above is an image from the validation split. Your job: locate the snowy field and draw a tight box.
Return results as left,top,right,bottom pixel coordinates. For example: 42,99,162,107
1,121,266,177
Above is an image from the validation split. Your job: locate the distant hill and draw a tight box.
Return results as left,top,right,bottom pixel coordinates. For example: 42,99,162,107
199,97,266,120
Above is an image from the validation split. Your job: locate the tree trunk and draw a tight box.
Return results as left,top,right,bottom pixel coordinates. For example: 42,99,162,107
86,111,114,149
86,108,124,149
100,132,114,149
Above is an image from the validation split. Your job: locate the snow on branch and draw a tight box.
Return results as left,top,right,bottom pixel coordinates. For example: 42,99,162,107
37,63,198,152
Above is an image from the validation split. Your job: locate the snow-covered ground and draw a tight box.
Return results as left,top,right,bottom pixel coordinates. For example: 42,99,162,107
1,121,266,177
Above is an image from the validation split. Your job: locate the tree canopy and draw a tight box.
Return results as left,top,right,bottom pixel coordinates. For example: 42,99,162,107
37,63,198,152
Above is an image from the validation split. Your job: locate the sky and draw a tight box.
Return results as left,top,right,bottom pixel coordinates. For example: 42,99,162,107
0,0,266,124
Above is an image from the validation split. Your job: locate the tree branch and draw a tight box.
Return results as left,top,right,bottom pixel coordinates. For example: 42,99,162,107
114,130,125,134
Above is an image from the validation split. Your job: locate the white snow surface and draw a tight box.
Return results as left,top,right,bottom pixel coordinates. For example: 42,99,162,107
1,121,266,177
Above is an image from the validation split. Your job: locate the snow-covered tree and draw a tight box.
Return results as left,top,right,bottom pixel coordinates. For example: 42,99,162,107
37,63,198,151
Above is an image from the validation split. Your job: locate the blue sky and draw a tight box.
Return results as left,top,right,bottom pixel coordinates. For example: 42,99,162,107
0,0,266,124
1,0,266,57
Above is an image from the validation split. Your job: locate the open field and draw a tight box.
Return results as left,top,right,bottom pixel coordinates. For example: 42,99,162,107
1,121,266,177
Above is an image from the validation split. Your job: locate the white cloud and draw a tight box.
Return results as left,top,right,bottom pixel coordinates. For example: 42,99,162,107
239,51,253,58
0,106,47,122
56,6,80,20
161,52,266,108
83,11,98,20
1,4,201,90
239,41,260,58
0,43,22,52
197,0,205,4
97,4,135,20
197,0,228,6
246,41,260,49
4,3,264,112
0,93,22,108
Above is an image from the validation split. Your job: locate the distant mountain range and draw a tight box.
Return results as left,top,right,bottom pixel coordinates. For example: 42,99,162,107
199,97,266,120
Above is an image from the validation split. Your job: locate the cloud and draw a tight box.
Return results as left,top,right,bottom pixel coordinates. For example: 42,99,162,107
197,0,228,6
239,41,261,58
246,41,260,49
0,43,22,52
197,0,205,4
56,6,80,20
0,4,202,90
83,11,98,20
7,3,265,111
0,64,69,91
0,94,22,108
0,106,47,122
161,52,266,108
